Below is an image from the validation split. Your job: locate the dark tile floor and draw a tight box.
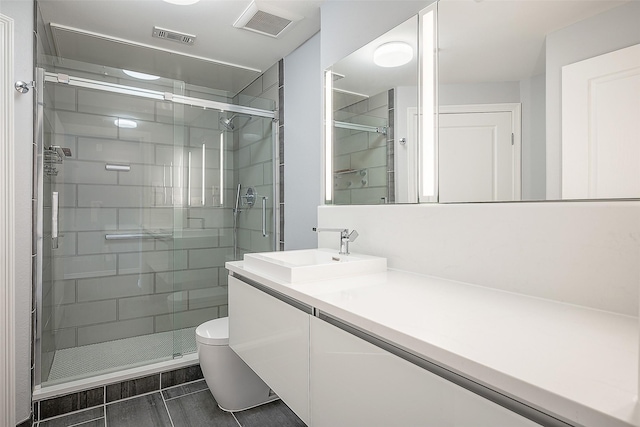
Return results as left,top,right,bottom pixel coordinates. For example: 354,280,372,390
35,380,306,427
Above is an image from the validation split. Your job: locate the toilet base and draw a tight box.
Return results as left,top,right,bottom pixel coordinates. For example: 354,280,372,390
198,341,276,412
216,391,280,413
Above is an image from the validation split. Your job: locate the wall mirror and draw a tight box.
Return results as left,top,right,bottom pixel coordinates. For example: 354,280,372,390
438,0,640,203
324,14,422,205
324,0,640,205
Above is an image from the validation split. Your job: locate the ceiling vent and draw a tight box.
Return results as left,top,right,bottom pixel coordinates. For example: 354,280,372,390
152,26,196,45
233,1,302,38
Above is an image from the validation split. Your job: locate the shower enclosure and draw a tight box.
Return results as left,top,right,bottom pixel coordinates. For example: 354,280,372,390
34,56,278,389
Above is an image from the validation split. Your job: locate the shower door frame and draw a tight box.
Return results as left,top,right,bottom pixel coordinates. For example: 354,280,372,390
33,67,280,388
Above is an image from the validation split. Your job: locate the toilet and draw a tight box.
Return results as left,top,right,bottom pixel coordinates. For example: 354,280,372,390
195,317,276,411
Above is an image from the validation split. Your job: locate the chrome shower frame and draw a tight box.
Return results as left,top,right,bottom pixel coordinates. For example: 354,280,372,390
32,68,280,389
33,67,45,391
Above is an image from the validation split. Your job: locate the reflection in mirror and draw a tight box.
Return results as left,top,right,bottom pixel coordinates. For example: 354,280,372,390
438,0,640,202
326,15,419,205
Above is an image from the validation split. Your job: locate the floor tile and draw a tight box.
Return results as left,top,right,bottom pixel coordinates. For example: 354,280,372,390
161,365,203,388
234,400,306,427
105,393,172,427
69,420,105,427
39,407,104,427
39,387,104,419
162,379,209,400
165,389,239,427
106,374,160,402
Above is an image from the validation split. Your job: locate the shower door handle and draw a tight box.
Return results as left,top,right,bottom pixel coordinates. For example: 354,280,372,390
52,191,59,249
262,196,268,237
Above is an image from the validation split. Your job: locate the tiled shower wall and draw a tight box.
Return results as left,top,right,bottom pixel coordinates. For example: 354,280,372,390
233,61,281,257
40,78,237,382
333,90,391,205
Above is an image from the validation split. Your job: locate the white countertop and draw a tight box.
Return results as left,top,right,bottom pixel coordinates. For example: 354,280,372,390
226,260,639,427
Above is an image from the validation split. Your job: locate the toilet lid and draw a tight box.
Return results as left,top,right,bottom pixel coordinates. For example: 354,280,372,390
195,317,229,345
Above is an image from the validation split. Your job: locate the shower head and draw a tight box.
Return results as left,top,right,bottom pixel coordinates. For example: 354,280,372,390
219,114,238,131
219,113,254,131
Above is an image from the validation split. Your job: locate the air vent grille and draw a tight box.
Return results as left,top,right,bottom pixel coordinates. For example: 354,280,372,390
152,26,196,45
233,2,302,39
244,10,292,37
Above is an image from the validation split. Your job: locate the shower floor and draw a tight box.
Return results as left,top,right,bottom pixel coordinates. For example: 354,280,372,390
46,327,197,385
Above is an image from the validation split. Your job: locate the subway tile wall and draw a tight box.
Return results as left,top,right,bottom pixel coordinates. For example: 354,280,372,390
39,78,237,379
333,90,390,205
234,62,281,257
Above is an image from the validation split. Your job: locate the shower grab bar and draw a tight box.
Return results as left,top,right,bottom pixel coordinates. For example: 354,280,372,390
334,120,387,135
262,196,268,237
105,233,173,240
52,191,59,249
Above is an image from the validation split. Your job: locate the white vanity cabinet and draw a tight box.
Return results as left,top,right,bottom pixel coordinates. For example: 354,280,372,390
228,276,310,424
229,272,546,427
309,316,542,427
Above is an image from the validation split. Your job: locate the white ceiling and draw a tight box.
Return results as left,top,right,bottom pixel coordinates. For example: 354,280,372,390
37,0,323,94
37,0,630,96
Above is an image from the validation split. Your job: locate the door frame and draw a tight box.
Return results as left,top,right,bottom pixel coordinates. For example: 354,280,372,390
439,103,522,201
0,12,17,427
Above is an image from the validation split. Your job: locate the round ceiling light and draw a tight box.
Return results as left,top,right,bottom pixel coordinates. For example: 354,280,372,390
373,42,413,68
162,0,201,5
123,70,161,80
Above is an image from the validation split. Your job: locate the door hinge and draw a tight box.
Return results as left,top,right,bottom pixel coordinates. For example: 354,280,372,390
511,133,514,145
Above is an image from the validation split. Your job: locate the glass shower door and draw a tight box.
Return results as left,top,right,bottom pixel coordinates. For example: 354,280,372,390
37,63,188,386
36,57,278,387
170,104,277,355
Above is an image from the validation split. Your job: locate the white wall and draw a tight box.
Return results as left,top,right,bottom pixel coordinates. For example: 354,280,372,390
545,1,640,199
284,33,322,250
520,73,546,201
318,202,640,317
1,0,33,423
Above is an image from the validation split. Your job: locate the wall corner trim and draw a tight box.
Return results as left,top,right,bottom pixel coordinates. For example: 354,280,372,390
0,11,17,427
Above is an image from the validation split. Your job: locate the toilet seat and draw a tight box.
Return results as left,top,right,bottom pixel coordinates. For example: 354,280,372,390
195,317,229,346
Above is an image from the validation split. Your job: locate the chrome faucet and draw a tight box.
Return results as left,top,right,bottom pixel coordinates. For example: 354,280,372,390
313,227,359,255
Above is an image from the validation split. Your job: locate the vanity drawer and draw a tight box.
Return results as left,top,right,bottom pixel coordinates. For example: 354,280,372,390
310,316,542,427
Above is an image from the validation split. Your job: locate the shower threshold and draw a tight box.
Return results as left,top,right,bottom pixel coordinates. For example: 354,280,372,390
43,326,198,388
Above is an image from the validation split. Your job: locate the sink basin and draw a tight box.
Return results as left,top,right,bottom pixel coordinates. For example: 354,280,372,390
243,248,387,283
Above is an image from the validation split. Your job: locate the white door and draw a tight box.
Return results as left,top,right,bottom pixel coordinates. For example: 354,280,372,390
562,43,640,199
439,105,521,203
